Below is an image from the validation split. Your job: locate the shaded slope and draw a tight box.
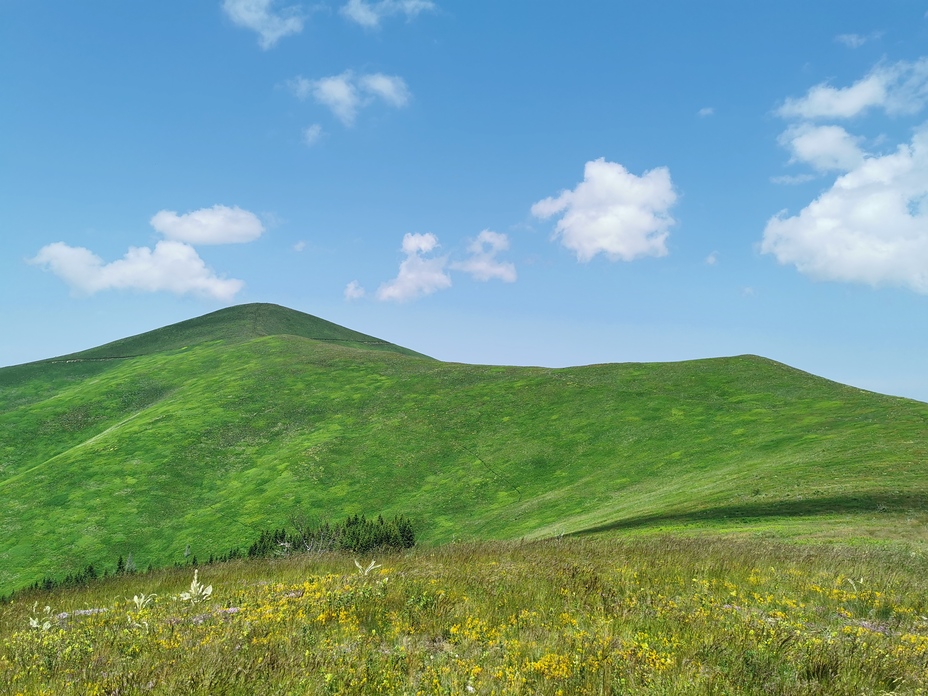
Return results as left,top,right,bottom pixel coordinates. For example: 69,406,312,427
2,321,927,593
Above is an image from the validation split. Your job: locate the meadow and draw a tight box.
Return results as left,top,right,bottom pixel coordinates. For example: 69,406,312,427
4,534,928,694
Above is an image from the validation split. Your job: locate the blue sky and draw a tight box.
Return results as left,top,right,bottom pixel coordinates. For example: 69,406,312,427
3,1,928,402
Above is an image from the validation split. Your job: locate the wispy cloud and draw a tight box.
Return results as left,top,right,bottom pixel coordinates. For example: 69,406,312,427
835,33,867,49
777,58,928,119
531,158,677,262
450,230,516,282
770,173,817,185
340,0,435,29
302,123,324,146
288,71,410,126
376,232,451,301
222,0,304,49
697,107,714,117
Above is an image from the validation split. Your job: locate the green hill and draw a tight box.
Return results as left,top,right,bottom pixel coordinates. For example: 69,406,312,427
1,303,926,594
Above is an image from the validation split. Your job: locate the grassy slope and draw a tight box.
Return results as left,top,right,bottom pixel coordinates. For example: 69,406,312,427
1,304,927,593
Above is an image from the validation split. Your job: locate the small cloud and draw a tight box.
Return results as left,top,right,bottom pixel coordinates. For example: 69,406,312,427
344,280,366,300
288,71,410,127
834,32,883,48
531,158,677,262
770,173,817,185
705,251,718,266
293,240,307,252
222,0,304,49
303,123,324,146
150,205,265,245
376,232,451,301
697,107,714,117
357,73,410,107
778,123,865,173
835,33,867,48
451,230,517,282
742,287,756,297
341,0,435,29
31,240,243,300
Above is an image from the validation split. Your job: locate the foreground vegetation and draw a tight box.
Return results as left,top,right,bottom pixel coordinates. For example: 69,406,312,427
5,534,928,694
2,303,927,595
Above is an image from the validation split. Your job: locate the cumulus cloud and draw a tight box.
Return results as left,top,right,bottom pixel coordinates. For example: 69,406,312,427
531,158,677,262
341,0,435,28
450,230,516,282
150,205,265,245
30,241,243,300
762,128,928,294
777,58,928,120
288,71,410,126
376,232,451,301
778,124,866,173
222,0,304,49
344,280,366,300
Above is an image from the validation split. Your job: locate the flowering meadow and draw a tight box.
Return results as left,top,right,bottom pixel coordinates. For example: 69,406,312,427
3,534,928,694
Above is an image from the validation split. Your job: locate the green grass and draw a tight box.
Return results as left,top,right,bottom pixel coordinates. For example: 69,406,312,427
1,303,927,595
6,534,928,694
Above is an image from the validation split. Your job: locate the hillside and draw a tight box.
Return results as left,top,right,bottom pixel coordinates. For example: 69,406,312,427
1,303,927,594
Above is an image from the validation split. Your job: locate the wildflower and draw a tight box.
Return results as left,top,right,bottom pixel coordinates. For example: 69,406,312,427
354,559,382,576
132,593,157,610
179,569,213,604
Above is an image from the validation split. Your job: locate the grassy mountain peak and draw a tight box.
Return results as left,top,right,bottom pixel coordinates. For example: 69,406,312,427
1,305,926,595
60,303,431,361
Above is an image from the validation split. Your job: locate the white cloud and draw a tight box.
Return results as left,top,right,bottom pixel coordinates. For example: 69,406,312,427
344,280,366,300
303,123,324,146
376,232,451,301
288,71,410,126
150,205,265,245
705,251,718,266
304,72,361,125
777,58,928,119
340,0,435,29
770,173,817,185
450,230,516,282
222,0,304,49
531,158,677,262
30,240,243,300
358,73,411,107
762,127,928,294
293,240,307,252
697,107,714,117
778,123,866,172
835,33,867,48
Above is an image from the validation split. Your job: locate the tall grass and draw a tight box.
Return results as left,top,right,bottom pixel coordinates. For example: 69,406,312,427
4,534,928,694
